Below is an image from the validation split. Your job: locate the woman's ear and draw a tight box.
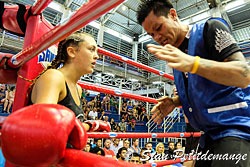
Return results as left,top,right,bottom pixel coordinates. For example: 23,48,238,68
66,46,76,58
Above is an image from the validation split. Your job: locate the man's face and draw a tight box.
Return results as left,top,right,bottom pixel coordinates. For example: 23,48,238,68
120,150,127,160
129,156,140,164
142,10,180,47
97,140,102,148
121,119,125,123
114,139,120,145
84,144,91,152
104,140,111,149
105,116,109,122
133,139,139,146
123,140,130,148
169,143,175,151
146,143,152,150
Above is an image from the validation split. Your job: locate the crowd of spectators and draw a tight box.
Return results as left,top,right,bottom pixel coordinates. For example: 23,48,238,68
81,89,151,132
0,84,16,113
83,138,185,165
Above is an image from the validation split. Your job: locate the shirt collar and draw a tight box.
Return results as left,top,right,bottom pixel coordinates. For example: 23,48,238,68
186,25,193,39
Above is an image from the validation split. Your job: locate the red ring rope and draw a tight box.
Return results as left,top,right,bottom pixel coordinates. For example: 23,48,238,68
98,48,174,80
78,81,158,104
87,132,202,138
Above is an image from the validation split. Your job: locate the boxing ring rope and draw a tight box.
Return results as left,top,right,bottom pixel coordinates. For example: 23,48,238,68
60,149,194,167
98,48,174,80
87,132,202,138
8,0,124,68
78,81,158,104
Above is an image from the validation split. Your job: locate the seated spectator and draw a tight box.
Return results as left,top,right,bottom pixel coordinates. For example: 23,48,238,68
83,143,91,152
95,94,102,110
119,118,127,132
137,105,143,121
87,98,95,110
145,142,155,153
164,141,175,160
140,147,149,164
122,139,132,160
102,94,110,111
109,118,117,132
175,142,184,156
145,142,155,159
110,96,118,112
0,84,8,113
132,105,138,121
110,138,121,156
117,147,128,161
95,139,103,149
88,107,98,120
90,146,105,156
103,115,109,122
6,86,15,113
85,108,91,119
129,153,141,164
155,143,165,156
85,89,90,96
130,118,136,131
81,96,87,107
103,139,116,159
141,107,149,122
130,138,140,154
120,102,128,121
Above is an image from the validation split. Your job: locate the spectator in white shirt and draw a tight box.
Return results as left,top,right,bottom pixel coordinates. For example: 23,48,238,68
88,107,98,120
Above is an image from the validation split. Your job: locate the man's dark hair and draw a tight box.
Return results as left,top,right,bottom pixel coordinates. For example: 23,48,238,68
137,0,174,25
168,141,175,146
132,138,139,144
90,146,105,156
116,147,127,158
145,142,152,147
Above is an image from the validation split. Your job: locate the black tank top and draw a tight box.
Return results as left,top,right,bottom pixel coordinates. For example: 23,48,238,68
29,82,83,122
58,82,83,122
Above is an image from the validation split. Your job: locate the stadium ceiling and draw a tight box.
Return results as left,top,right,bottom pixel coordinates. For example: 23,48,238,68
7,0,250,41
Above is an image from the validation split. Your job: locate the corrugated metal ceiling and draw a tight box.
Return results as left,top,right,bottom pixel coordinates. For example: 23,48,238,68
4,0,250,38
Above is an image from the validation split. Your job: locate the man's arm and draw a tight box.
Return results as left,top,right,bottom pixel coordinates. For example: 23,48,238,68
195,51,250,88
147,42,250,88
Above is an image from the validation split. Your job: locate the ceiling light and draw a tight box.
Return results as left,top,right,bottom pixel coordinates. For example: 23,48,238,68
122,5,127,11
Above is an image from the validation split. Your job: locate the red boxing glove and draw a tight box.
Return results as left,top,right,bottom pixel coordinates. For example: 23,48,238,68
85,120,111,132
1,104,87,167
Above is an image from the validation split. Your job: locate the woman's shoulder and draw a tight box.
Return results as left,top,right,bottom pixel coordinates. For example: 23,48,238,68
38,69,65,82
34,69,66,90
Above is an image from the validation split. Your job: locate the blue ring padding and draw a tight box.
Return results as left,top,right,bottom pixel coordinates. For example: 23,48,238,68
109,133,118,138
181,158,185,162
0,149,5,167
151,163,157,167
159,71,165,75
114,90,123,95
152,133,157,138
180,133,184,137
